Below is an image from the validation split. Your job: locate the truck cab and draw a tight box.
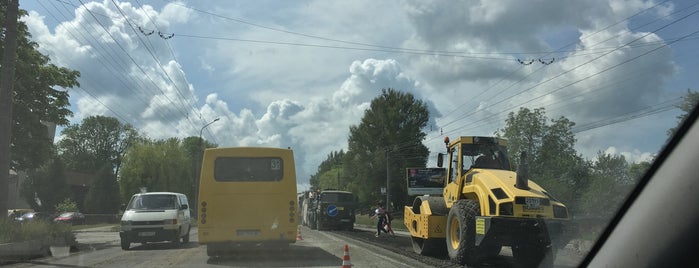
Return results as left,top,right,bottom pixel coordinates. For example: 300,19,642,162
308,190,358,231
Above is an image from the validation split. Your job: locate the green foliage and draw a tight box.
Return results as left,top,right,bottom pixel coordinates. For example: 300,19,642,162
0,219,73,244
20,157,69,213
343,88,430,209
83,166,120,214
628,161,652,182
667,88,699,137
497,107,588,210
309,150,345,190
578,152,634,218
58,115,138,174
0,6,80,171
119,138,194,202
55,198,78,213
355,214,406,231
55,116,136,212
181,136,217,190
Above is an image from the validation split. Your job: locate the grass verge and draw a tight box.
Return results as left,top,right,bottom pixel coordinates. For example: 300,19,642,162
355,214,407,231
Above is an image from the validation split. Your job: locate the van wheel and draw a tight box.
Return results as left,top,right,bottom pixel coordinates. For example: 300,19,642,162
120,238,130,250
171,228,182,245
183,226,191,243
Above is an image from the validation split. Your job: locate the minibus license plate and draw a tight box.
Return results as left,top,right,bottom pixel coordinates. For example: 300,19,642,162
237,230,260,237
138,232,155,237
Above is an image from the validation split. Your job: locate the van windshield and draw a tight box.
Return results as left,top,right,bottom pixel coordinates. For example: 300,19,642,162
126,194,178,210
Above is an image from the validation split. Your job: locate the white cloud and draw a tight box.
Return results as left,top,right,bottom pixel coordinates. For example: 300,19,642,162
186,58,423,181
604,146,655,163
160,1,192,24
22,0,693,188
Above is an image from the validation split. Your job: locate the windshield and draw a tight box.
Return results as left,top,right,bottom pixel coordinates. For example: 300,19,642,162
1,1,698,267
462,143,511,170
126,195,177,210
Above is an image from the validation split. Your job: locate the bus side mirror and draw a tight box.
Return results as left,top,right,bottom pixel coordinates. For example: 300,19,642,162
437,153,444,167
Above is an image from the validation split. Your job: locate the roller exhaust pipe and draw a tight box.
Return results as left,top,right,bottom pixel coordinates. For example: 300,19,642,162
516,151,530,190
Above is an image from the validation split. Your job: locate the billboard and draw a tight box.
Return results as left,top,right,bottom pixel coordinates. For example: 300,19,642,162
406,167,446,196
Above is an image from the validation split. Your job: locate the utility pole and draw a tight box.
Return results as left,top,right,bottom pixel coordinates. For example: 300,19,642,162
0,0,20,219
386,149,390,212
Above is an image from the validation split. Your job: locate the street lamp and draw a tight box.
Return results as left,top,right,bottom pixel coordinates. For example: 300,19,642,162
199,117,220,143
193,117,219,218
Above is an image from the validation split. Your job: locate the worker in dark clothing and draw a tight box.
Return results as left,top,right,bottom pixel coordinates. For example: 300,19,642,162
474,149,502,169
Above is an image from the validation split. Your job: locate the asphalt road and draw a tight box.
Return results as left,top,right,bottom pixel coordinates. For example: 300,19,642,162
1,225,428,268
2,225,584,267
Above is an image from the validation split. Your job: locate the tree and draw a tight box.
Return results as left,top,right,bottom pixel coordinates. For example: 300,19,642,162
2,3,79,217
628,160,652,183
83,165,120,214
578,152,631,218
310,150,346,191
20,157,69,213
0,6,80,172
58,115,138,174
181,136,217,188
119,138,193,203
667,89,699,137
343,88,430,210
496,107,589,210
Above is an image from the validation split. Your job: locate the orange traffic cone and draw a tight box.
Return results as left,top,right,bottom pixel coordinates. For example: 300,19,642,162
342,244,352,268
296,225,303,241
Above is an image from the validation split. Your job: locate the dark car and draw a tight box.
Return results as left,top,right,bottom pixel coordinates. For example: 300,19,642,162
15,212,53,223
54,212,86,225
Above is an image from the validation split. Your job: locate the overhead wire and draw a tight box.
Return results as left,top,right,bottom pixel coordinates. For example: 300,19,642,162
76,0,200,135
572,98,682,134
437,0,680,130
37,1,157,132
436,6,699,140
51,0,228,144
433,0,675,126
43,0,181,133
444,25,699,139
108,0,200,129
132,0,214,140
42,0,202,139
42,0,696,149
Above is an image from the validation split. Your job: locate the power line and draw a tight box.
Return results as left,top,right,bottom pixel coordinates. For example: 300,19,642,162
133,0,215,140
439,7,699,137
77,0,199,132
41,0,200,139
109,0,200,127
438,0,683,128
572,98,681,134
41,1,176,133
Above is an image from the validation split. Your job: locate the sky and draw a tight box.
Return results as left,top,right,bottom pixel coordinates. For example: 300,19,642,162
18,0,699,191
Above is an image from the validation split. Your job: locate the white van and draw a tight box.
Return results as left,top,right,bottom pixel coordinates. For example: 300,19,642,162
119,192,191,250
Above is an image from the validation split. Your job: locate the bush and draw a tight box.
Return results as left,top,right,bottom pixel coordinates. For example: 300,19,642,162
55,198,79,213
0,219,75,245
